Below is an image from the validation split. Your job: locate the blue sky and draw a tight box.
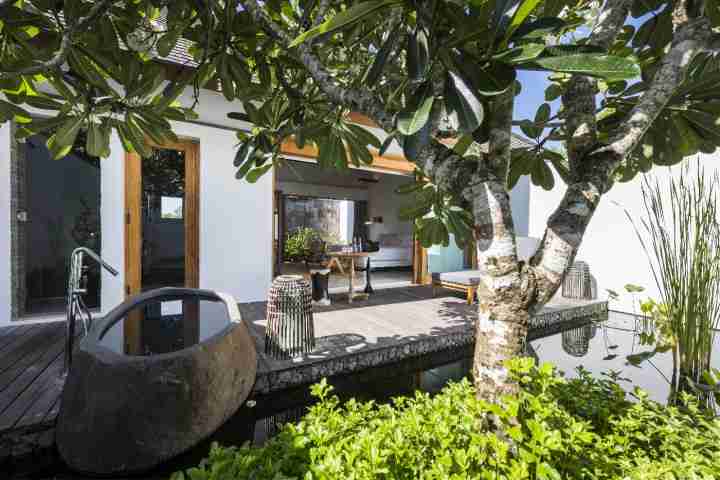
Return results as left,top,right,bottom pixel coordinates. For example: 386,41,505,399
514,70,552,126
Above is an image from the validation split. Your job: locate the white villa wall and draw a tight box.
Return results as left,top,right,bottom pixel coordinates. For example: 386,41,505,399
0,88,273,326
529,154,720,313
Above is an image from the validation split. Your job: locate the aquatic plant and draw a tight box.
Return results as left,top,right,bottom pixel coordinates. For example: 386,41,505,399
628,161,720,403
173,359,720,480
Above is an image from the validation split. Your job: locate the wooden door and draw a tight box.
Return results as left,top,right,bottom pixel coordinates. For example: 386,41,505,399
124,140,199,352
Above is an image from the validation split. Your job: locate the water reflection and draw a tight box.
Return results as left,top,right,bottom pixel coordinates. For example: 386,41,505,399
532,312,720,404
98,296,230,355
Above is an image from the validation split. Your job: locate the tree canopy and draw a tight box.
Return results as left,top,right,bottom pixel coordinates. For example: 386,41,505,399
1,0,718,251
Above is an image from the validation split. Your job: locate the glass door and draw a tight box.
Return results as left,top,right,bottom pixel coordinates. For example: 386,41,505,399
17,133,101,317
125,141,199,295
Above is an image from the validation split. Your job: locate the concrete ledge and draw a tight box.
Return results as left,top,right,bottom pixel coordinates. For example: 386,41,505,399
241,287,608,394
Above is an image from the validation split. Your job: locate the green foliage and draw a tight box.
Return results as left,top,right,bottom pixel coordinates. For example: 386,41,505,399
3,0,720,249
628,162,720,403
284,227,319,263
173,359,720,480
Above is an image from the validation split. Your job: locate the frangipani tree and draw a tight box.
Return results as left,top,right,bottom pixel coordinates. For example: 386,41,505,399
1,0,719,398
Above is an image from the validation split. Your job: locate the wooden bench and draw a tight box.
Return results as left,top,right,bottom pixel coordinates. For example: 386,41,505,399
431,270,484,305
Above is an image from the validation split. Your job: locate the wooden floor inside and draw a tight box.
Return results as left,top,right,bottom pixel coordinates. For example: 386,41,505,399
0,286,607,464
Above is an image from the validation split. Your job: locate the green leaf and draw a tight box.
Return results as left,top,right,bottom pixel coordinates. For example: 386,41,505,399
23,95,63,111
512,18,566,40
530,54,640,81
289,0,403,47
157,31,180,58
407,28,430,82
535,103,551,124
544,83,563,101
402,122,431,162
398,86,434,136
379,132,395,156
493,43,545,64
502,0,542,46
531,159,554,190
86,121,104,158
246,164,273,183
364,27,401,86
345,123,381,148
519,119,541,139
463,61,517,96
444,71,484,134
453,134,474,156
508,148,534,189
54,115,84,150
0,99,31,122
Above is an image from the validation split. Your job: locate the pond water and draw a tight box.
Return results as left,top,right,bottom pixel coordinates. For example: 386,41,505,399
98,296,231,355
17,311,720,479
531,311,720,404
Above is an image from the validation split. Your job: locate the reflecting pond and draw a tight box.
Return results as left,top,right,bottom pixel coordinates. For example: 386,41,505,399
16,311,720,479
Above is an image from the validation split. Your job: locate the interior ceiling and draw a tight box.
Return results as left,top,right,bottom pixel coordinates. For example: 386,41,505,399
277,160,389,189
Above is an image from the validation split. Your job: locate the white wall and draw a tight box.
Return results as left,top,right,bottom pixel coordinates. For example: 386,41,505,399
529,154,720,312
0,87,273,326
367,174,414,242
0,123,11,324
510,175,530,237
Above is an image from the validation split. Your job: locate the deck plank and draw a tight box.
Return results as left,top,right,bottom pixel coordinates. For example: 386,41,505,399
0,324,57,374
11,352,65,430
0,326,26,352
0,330,65,420
0,324,65,393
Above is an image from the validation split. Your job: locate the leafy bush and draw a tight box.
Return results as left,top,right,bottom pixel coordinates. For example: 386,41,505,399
173,359,720,480
284,227,319,262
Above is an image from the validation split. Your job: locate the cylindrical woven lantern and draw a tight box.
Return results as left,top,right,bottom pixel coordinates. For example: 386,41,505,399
561,324,593,357
265,275,315,359
562,261,594,300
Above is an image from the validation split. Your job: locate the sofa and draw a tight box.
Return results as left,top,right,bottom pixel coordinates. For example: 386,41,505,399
368,234,413,268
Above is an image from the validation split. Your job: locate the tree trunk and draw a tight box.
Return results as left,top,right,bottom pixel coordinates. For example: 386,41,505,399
466,173,531,400
473,295,530,399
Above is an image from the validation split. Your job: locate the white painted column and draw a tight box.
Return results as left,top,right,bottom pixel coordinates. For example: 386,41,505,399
0,123,11,326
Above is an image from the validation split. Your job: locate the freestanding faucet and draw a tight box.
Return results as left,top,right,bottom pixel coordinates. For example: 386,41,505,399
65,247,119,371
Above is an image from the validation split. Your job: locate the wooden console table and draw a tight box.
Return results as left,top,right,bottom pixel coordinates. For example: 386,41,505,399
328,251,370,303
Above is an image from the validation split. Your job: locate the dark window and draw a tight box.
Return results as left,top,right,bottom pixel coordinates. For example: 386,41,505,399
20,133,101,316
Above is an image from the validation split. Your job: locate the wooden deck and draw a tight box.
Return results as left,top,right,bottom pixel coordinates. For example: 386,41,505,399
0,286,607,467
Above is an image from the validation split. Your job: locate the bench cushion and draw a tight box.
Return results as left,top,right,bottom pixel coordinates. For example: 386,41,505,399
432,270,484,286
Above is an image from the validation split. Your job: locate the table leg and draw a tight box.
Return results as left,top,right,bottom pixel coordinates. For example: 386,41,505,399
364,257,374,294
348,257,355,303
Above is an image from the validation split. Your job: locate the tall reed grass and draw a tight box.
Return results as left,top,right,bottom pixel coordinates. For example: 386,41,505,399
630,161,720,396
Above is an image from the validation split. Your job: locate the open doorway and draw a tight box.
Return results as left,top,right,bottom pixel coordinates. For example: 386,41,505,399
274,160,416,292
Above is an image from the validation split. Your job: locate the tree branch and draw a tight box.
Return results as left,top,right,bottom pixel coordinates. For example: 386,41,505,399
563,0,631,174
529,14,714,307
585,16,713,187
239,0,395,132
0,0,114,78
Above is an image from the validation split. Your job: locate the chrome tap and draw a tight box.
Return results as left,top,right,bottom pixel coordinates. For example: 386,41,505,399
65,247,119,371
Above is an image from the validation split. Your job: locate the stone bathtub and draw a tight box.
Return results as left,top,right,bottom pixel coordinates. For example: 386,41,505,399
56,288,257,475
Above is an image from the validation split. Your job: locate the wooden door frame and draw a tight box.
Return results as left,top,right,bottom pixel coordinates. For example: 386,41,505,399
124,139,200,297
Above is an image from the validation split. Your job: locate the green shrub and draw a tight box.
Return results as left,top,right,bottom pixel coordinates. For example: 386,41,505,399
284,227,319,262
173,359,720,480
